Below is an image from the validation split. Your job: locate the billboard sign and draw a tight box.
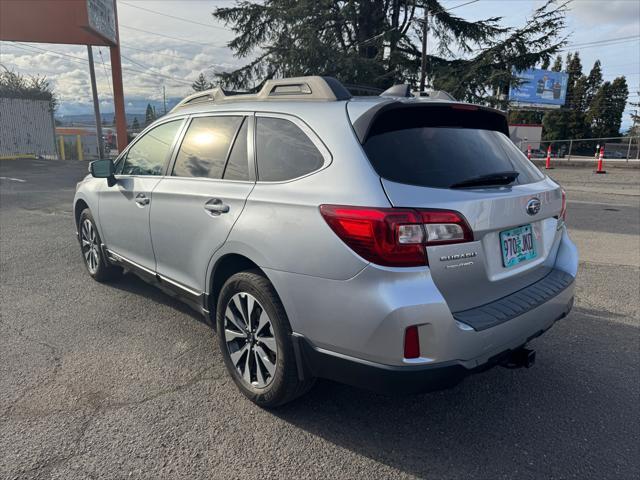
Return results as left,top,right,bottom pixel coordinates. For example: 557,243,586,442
0,0,116,46
86,0,117,45
509,68,569,108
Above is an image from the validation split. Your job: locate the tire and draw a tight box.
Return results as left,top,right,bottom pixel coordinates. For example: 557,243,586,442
78,209,123,282
216,270,314,407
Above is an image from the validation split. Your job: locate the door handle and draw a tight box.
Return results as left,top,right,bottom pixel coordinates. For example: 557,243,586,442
135,193,150,206
204,198,230,215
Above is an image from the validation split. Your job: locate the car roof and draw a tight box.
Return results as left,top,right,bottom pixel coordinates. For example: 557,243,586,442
155,76,506,144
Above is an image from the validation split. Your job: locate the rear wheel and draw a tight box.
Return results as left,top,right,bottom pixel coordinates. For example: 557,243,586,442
78,209,122,282
216,270,314,407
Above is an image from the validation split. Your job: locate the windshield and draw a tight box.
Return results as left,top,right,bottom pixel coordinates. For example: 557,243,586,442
363,111,544,189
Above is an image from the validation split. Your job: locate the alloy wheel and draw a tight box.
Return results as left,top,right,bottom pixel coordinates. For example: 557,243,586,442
81,218,100,274
224,292,278,389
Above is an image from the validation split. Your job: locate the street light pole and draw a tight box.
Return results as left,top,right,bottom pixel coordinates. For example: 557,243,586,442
87,45,105,159
419,6,429,93
163,85,167,115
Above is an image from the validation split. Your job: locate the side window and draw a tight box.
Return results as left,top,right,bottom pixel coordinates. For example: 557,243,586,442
256,117,325,182
173,116,243,179
120,120,182,176
223,118,249,181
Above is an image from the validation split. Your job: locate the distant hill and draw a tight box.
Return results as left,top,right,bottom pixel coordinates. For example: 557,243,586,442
56,112,147,127
55,97,183,127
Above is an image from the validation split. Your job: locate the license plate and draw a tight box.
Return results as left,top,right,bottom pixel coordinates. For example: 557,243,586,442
500,224,536,268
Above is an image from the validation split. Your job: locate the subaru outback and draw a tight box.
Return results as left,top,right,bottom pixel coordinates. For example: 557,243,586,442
73,76,577,407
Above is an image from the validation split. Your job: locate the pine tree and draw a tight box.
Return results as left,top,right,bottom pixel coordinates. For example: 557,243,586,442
540,56,551,70
144,104,156,126
551,55,562,72
564,51,589,139
585,60,603,107
587,77,628,138
212,0,567,104
192,73,212,92
607,77,629,136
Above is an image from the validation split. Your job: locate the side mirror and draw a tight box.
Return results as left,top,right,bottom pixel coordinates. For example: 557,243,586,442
89,159,116,186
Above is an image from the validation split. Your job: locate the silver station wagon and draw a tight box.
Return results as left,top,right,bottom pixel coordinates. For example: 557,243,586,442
74,76,578,407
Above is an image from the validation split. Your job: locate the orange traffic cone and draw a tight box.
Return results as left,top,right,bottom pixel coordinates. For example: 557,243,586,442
595,146,606,174
527,144,532,161
545,145,553,170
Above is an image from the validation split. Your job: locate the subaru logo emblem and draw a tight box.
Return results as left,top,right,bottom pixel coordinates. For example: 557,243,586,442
526,198,541,216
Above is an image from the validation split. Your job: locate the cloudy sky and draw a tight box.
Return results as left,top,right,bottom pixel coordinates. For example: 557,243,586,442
0,0,638,128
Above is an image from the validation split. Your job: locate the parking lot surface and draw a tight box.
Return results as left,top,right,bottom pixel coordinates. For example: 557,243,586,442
1,159,638,479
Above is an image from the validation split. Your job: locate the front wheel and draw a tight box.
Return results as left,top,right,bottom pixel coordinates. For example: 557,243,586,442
78,209,122,282
216,270,314,407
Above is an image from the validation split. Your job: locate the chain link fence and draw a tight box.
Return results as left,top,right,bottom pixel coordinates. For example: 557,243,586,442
517,136,640,162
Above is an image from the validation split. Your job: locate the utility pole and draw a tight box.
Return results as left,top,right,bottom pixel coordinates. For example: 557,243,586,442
419,5,429,93
87,45,105,159
163,85,167,115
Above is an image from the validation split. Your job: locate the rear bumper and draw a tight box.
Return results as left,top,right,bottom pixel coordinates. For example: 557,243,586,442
295,335,468,394
266,227,578,371
295,293,573,394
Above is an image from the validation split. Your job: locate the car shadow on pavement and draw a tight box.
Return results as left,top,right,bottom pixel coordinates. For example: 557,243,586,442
272,313,639,479
107,272,213,328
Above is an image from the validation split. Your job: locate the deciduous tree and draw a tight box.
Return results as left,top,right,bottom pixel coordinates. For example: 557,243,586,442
0,67,57,111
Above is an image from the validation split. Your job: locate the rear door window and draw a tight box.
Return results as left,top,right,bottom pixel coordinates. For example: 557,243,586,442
363,107,544,189
256,117,325,181
173,116,243,179
223,118,249,181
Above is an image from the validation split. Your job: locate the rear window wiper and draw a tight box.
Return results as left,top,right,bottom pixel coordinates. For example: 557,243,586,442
449,171,519,189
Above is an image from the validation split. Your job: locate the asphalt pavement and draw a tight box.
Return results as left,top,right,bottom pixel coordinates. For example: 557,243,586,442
1,159,638,479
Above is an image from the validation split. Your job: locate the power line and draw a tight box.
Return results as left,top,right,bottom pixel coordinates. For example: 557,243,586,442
98,48,115,99
122,45,195,62
564,35,640,49
119,1,229,31
4,42,193,87
120,24,224,47
445,0,480,11
559,36,640,52
120,53,193,86
0,58,174,100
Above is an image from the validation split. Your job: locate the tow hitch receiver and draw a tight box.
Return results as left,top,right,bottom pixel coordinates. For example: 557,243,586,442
503,347,536,369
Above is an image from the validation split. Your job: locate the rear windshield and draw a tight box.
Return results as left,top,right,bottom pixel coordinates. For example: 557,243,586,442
363,107,544,189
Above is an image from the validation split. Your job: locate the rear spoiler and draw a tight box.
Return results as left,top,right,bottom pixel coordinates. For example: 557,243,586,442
351,101,509,144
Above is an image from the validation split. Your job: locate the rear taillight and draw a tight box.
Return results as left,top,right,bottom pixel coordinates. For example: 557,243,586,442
560,188,567,221
319,205,473,267
418,210,473,245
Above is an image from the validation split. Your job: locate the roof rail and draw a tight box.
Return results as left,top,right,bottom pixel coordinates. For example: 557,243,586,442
170,76,351,112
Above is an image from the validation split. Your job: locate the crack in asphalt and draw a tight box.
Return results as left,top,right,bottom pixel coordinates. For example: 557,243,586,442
6,366,220,477
3,364,220,419
1,327,63,420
